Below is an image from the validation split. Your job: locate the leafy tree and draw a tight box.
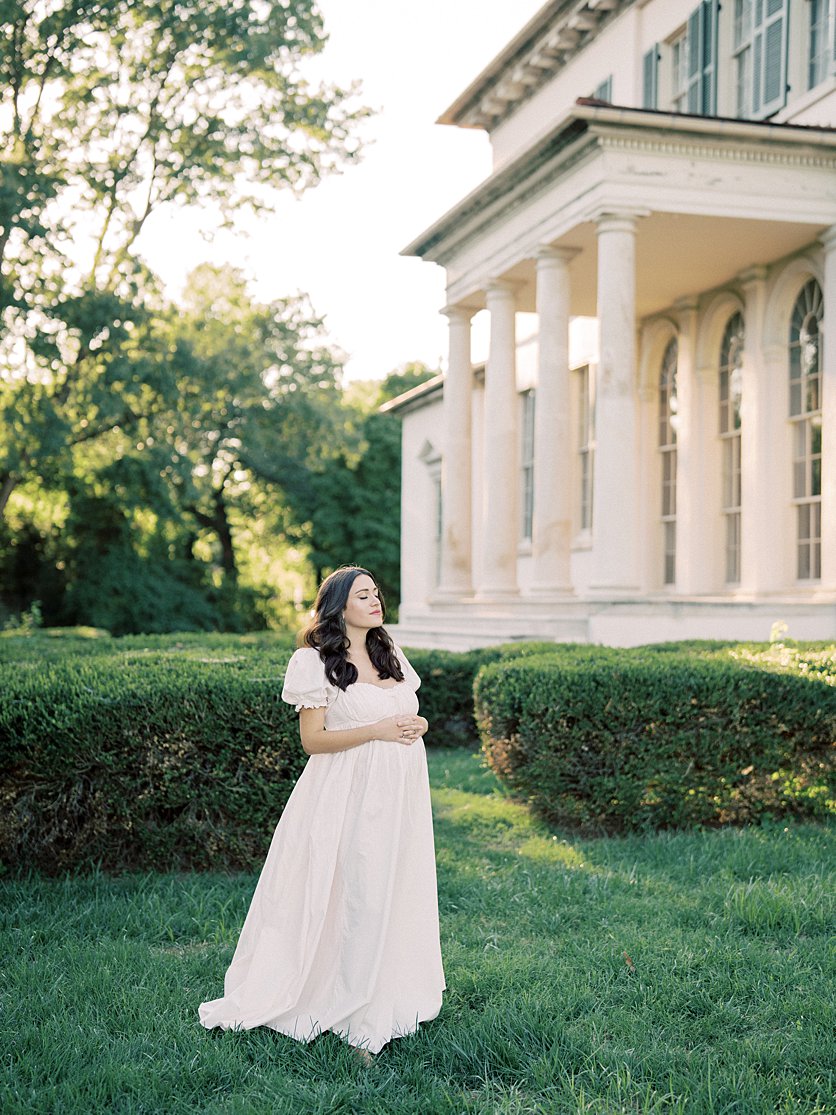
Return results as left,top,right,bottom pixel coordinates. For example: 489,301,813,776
160,262,351,584
291,364,439,615
0,0,367,516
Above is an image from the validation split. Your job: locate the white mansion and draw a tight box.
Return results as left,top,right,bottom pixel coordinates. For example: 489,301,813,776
385,0,836,648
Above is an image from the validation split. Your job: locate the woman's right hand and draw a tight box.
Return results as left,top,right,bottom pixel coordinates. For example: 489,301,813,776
372,716,418,744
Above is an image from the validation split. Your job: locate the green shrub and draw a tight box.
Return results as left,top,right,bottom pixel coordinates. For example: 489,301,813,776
405,642,570,744
0,634,530,874
475,651,836,833
0,649,306,874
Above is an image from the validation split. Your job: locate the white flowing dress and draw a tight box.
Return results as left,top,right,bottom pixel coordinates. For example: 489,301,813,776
198,645,446,1054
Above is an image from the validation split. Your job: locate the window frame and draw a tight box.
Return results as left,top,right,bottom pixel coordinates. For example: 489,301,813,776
719,312,745,585
734,0,789,119
789,279,824,582
659,339,679,587
808,0,836,89
576,365,595,535
520,389,536,544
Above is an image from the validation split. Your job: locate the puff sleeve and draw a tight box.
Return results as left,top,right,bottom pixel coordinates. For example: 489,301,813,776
395,646,421,692
281,647,334,712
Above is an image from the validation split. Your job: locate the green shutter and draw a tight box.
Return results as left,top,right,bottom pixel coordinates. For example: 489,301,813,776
755,0,788,117
686,1,718,115
643,45,659,108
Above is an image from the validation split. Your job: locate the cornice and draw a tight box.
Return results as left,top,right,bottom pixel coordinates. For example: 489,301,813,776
403,104,836,267
439,0,634,132
596,129,836,168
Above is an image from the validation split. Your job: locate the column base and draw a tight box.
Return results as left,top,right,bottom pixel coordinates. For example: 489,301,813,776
474,587,520,601
528,583,575,597
433,584,474,600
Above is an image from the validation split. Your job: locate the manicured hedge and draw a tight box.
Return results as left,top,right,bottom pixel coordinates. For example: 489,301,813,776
475,649,836,833
0,652,306,874
0,635,552,873
406,642,567,744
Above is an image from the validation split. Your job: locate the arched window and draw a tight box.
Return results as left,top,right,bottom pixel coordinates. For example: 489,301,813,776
719,313,744,584
520,389,535,542
659,339,678,586
789,280,823,580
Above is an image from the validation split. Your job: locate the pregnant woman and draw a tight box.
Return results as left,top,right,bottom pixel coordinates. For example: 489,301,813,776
198,565,446,1060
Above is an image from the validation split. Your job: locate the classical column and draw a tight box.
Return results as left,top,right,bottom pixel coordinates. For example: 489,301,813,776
820,225,836,589
673,298,701,595
738,264,778,594
590,212,641,592
437,305,475,596
531,246,577,594
480,280,519,596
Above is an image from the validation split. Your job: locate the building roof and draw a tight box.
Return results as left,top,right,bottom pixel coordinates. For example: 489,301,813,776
379,374,444,416
438,0,635,130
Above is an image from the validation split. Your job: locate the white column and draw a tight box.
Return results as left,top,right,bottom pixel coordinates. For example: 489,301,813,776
590,212,641,592
480,280,519,596
820,225,836,589
438,305,475,596
673,298,701,594
531,247,577,594
739,264,778,594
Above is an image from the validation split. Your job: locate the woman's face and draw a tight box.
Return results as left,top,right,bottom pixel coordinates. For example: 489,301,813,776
342,573,383,633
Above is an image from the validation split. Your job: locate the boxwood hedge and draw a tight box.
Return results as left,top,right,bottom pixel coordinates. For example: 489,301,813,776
475,649,836,833
0,635,553,874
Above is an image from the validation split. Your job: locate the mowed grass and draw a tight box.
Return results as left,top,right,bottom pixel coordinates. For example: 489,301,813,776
2,748,833,1115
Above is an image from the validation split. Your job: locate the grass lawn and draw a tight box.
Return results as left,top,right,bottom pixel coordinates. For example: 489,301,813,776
2,747,833,1114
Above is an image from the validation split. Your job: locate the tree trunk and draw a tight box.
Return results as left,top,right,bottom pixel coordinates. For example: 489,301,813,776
0,472,19,517
214,488,237,581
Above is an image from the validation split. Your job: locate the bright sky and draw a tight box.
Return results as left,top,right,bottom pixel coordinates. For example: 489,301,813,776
138,0,546,381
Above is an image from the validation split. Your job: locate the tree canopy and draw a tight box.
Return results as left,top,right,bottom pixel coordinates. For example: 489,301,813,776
0,0,367,515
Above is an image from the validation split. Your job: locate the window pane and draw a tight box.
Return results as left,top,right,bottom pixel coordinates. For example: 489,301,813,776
811,457,821,497
806,375,820,414
798,540,810,580
790,380,801,416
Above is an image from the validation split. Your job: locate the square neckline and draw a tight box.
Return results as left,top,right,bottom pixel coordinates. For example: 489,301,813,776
350,679,405,691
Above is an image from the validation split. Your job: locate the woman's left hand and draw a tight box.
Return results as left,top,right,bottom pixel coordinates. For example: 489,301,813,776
396,716,428,743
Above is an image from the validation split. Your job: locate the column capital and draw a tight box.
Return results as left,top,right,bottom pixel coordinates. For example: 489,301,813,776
440,302,478,323
674,295,699,314
592,207,649,234
674,296,699,331
535,245,580,267
485,277,520,300
737,263,768,289
820,224,836,252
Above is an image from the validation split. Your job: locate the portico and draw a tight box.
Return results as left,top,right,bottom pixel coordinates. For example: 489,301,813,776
390,102,836,648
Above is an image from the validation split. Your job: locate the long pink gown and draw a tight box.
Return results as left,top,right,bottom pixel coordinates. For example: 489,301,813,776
198,645,445,1053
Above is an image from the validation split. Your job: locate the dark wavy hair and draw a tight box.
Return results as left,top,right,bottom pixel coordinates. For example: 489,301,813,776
299,565,404,690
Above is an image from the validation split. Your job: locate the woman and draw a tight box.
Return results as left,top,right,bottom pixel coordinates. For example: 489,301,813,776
198,566,446,1059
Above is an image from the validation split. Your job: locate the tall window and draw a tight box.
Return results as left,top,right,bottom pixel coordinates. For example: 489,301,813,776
577,366,595,532
734,0,789,119
671,30,689,111
592,76,613,101
790,280,824,580
809,0,836,89
520,390,535,542
433,473,443,585
719,313,744,584
659,340,679,586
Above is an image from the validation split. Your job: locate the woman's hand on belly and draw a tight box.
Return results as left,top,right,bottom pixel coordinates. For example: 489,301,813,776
372,715,425,745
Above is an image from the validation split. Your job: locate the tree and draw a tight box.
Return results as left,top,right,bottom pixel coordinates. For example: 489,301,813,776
0,0,368,516
289,364,439,614
161,262,351,583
